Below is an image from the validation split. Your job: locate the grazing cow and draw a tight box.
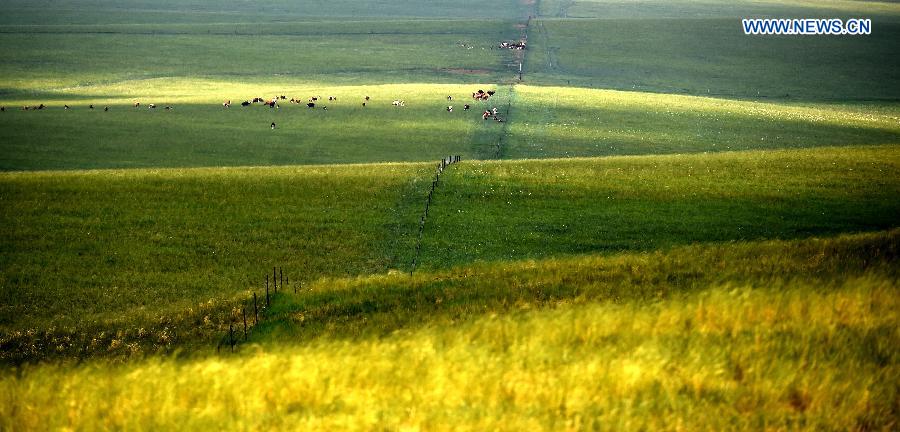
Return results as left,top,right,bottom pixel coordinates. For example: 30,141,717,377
279,95,286,100
64,105,70,110
323,106,327,111
307,102,315,108
487,90,495,96
133,102,141,108
241,101,251,107
271,122,276,129
482,110,492,120
446,106,453,112
89,104,94,110
37,104,45,110
148,104,156,109
309,97,318,102
392,100,405,107
164,106,172,110
104,106,109,112
362,102,366,107
365,96,370,101
252,97,263,103
328,96,334,101
23,106,29,111
447,95,452,101
492,107,499,116
223,100,231,108
464,104,470,110
0,107,4,112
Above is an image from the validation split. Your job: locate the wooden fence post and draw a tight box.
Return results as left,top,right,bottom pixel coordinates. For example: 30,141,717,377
229,322,234,353
242,306,248,340
253,292,259,325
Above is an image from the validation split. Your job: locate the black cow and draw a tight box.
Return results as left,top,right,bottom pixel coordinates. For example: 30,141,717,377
307,102,315,108
241,101,251,107
271,122,276,129
487,90,496,96
464,104,470,110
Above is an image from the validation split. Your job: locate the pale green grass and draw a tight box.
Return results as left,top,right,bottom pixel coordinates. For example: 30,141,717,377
502,85,900,159
0,83,512,170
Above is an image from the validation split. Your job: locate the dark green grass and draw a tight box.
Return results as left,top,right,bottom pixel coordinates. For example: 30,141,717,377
417,146,900,269
0,20,519,91
0,163,433,331
0,0,528,25
537,0,900,20
526,18,900,100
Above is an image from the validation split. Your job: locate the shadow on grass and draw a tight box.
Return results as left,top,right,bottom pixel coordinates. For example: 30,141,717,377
248,230,898,346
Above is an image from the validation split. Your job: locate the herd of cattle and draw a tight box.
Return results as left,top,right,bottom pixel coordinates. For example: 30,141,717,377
2,88,504,123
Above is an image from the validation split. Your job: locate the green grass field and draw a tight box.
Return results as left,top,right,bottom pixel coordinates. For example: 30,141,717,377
2,231,896,430
1,0,898,429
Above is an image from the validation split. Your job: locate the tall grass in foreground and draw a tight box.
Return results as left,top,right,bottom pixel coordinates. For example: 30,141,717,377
1,231,896,430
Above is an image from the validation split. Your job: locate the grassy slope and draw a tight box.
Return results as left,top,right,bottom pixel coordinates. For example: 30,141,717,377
2,146,896,363
0,20,519,92
0,0,527,25
0,83,512,170
503,85,900,159
2,83,897,170
419,146,900,268
1,231,896,430
0,163,433,333
526,3,900,100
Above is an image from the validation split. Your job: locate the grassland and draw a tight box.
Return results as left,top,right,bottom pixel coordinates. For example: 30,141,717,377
1,0,898,429
1,231,896,430
526,6,900,100
2,146,896,363
0,20,520,92
0,0,528,25
0,163,433,332
0,83,513,170
419,146,900,267
503,86,900,159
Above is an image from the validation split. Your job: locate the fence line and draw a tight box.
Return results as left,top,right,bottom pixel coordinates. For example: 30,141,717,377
218,153,463,354
411,155,461,273
217,266,289,354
